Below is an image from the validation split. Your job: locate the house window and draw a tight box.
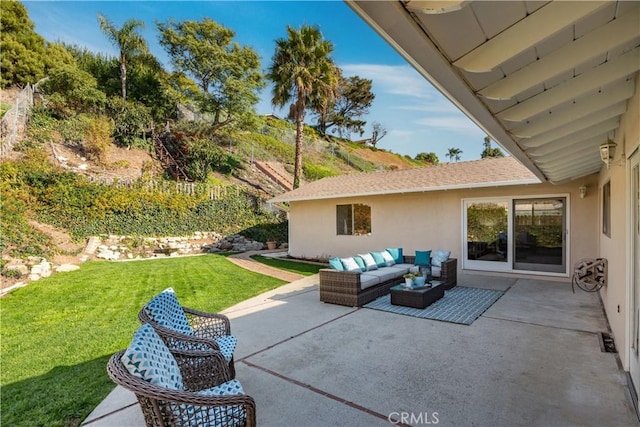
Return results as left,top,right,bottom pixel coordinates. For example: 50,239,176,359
603,181,611,237
336,204,371,236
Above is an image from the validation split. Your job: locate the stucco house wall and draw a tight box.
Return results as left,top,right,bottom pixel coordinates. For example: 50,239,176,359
287,178,598,279
598,73,640,370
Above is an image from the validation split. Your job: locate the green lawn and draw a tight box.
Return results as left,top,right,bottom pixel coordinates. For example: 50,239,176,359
0,254,286,427
250,254,325,275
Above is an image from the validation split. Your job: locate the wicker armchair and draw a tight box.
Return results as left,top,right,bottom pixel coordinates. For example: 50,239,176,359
108,325,255,427
139,288,237,378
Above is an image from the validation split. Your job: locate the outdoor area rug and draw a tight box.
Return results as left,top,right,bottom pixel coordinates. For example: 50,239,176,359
363,286,505,325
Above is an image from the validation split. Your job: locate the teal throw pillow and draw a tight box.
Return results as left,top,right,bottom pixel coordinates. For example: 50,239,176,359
432,250,451,267
415,250,432,266
386,247,403,264
370,251,387,267
328,257,344,271
353,256,366,270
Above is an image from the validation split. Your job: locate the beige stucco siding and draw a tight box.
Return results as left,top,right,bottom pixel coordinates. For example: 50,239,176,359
288,179,598,278
598,74,640,370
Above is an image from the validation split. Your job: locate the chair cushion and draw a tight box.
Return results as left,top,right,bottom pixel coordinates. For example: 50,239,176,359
214,335,237,363
415,250,432,266
358,253,378,271
340,257,362,272
328,257,344,271
121,324,184,390
198,379,245,396
173,379,246,426
359,273,381,290
144,288,194,336
432,250,451,267
362,268,398,283
385,247,403,264
393,263,413,275
432,266,442,278
380,250,395,266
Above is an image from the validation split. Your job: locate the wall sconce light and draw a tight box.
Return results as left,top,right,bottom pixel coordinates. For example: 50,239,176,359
579,185,587,199
599,140,617,168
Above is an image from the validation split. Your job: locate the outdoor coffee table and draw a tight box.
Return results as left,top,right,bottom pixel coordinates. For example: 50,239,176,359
390,281,444,309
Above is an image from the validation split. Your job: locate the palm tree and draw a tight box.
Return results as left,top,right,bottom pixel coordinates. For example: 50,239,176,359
97,13,148,100
481,136,505,158
267,25,338,188
446,147,462,162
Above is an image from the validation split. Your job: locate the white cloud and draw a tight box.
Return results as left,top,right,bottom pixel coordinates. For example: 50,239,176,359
415,115,481,133
340,63,436,99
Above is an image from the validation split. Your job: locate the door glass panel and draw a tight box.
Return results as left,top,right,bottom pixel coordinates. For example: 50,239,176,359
513,198,565,272
466,201,508,263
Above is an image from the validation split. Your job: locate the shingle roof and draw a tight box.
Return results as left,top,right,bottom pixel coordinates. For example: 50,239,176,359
269,156,540,203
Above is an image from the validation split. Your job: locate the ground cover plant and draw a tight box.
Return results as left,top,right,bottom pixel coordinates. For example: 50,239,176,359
0,254,285,427
250,254,324,276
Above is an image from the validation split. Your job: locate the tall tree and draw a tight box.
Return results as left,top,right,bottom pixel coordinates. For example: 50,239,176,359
315,74,375,137
267,25,338,188
369,122,387,148
446,147,462,162
480,136,505,158
0,1,47,87
97,13,148,99
158,19,264,131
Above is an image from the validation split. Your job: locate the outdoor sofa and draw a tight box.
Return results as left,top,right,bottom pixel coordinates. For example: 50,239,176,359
319,249,457,307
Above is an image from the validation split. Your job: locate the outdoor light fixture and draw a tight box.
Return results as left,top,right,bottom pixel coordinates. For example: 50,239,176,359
405,0,469,14
599,140,617,168
579,185,587,199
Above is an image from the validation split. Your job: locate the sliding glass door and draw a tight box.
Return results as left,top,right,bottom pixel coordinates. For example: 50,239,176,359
464,196,567,274
513,198,566,273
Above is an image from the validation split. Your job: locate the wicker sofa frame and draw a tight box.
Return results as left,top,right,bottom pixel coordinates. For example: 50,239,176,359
319,255,457,307
139,306,236,379
107,347,256,426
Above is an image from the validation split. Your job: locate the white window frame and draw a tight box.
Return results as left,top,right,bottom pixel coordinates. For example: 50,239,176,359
462,193,571,277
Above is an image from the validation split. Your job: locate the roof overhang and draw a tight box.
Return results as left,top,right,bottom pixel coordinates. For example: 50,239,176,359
273,177,540,203
346,0,640,183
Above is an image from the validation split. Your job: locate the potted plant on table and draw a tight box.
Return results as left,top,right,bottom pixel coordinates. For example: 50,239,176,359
403,273,416,287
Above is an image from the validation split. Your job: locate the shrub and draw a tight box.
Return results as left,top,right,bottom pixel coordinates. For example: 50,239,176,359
106,97,151,149
303,163,339,181
1,268,23,279
42,65,107,117
83,115,114,163
185,138,243,181
57,114,90,146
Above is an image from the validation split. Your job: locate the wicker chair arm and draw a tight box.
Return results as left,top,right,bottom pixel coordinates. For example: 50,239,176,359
170,348,231,391
182,306,232,339
145,322,222,351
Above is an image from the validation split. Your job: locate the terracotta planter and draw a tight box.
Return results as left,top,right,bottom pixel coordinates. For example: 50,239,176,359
266,241,277,250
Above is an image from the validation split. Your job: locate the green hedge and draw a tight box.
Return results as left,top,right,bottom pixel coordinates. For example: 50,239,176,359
1,151,287,259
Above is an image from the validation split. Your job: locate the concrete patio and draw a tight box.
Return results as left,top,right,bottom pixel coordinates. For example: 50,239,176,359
83,272,639,426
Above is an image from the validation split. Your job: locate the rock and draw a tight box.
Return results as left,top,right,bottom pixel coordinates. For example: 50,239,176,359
56,264,80,273
5,263,29,276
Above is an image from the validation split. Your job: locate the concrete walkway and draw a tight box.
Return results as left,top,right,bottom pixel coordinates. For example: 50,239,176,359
226,250,305,283
83,269,639,426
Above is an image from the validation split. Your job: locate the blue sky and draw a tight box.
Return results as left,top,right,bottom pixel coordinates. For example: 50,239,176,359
23,0,489,161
